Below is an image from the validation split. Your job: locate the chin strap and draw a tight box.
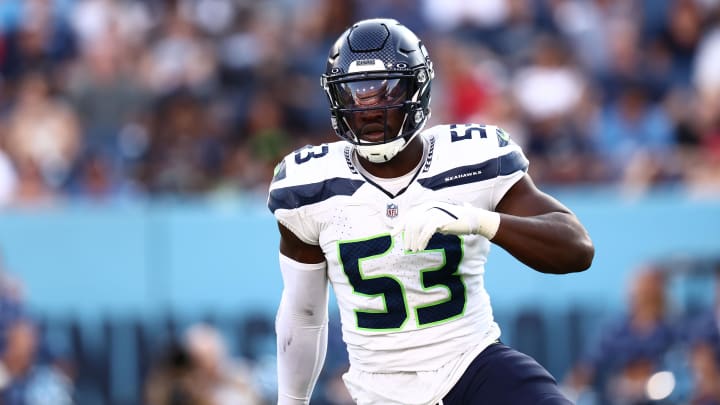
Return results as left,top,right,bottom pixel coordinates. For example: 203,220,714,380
351,105,427,163
355,137,407,163
355,123,425,163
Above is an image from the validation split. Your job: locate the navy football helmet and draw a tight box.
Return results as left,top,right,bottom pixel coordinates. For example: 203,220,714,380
321,19,434,163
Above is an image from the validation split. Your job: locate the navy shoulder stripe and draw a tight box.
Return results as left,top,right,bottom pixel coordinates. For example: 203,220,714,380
268,178,365,213
418,151,528,191
499,150,529,175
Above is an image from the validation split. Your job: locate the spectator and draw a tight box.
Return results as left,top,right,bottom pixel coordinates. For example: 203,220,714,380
139,90,225,195
0,253,75,405
0,319,74,405
145,339,214,405
65,35,151,167
563,266,676,405
688,341,720,405
0,252,24,352
4,70,81,192
0,147,18,207
182,323,263,405
512,35,597,184
138,5,217,96
592,82,676,191
0,0,77,81
657,0,704,88
684,268,720,399
684,22,720,196
6,156,59,207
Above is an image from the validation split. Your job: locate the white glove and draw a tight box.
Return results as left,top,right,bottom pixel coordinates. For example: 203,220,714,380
391,201,500,252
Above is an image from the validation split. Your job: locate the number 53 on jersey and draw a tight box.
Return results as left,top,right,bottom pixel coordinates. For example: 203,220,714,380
338,233,466,331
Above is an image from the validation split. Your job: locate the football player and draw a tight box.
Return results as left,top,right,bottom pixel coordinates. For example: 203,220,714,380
268,18,594,405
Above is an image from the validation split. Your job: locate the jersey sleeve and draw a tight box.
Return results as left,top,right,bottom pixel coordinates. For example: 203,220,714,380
489,126,529,210
267,153,322,245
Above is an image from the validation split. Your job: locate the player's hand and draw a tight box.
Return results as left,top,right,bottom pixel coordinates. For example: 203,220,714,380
391,201,500,252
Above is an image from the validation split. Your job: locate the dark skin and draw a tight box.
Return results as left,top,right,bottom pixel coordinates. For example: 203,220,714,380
279,135,595,274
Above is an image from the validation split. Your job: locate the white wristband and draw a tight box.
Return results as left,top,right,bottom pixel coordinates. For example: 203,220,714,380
437,205,501,240
469,208,501,240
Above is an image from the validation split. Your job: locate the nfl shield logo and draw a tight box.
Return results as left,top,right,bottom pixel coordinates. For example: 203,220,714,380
386,203,399,218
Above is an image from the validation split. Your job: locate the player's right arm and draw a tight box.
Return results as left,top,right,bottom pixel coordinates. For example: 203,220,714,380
274,222,329,405
269,147,333,404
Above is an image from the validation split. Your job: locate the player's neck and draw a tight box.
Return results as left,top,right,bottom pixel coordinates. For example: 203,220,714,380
356,137,425,179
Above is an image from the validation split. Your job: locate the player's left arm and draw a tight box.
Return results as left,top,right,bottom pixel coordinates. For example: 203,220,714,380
393,173,593,274
492,174,594,274
393,127,593,274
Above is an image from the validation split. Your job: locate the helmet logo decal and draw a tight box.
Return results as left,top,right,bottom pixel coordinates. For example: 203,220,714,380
348,59,386,73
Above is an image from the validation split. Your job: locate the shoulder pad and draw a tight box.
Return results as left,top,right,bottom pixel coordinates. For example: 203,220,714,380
267,142,364,213
426,123,512,150
417,124,528,190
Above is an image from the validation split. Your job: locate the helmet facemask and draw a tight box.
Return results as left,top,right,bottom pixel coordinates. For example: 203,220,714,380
323,68,432,163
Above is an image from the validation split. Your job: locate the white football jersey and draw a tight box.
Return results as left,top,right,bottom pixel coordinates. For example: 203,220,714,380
268,124,528,404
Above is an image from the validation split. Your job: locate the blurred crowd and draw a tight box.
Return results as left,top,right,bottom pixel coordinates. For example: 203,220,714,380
561,262,720,405
0,251,75,405
0,245,267,405
0,0,718,208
